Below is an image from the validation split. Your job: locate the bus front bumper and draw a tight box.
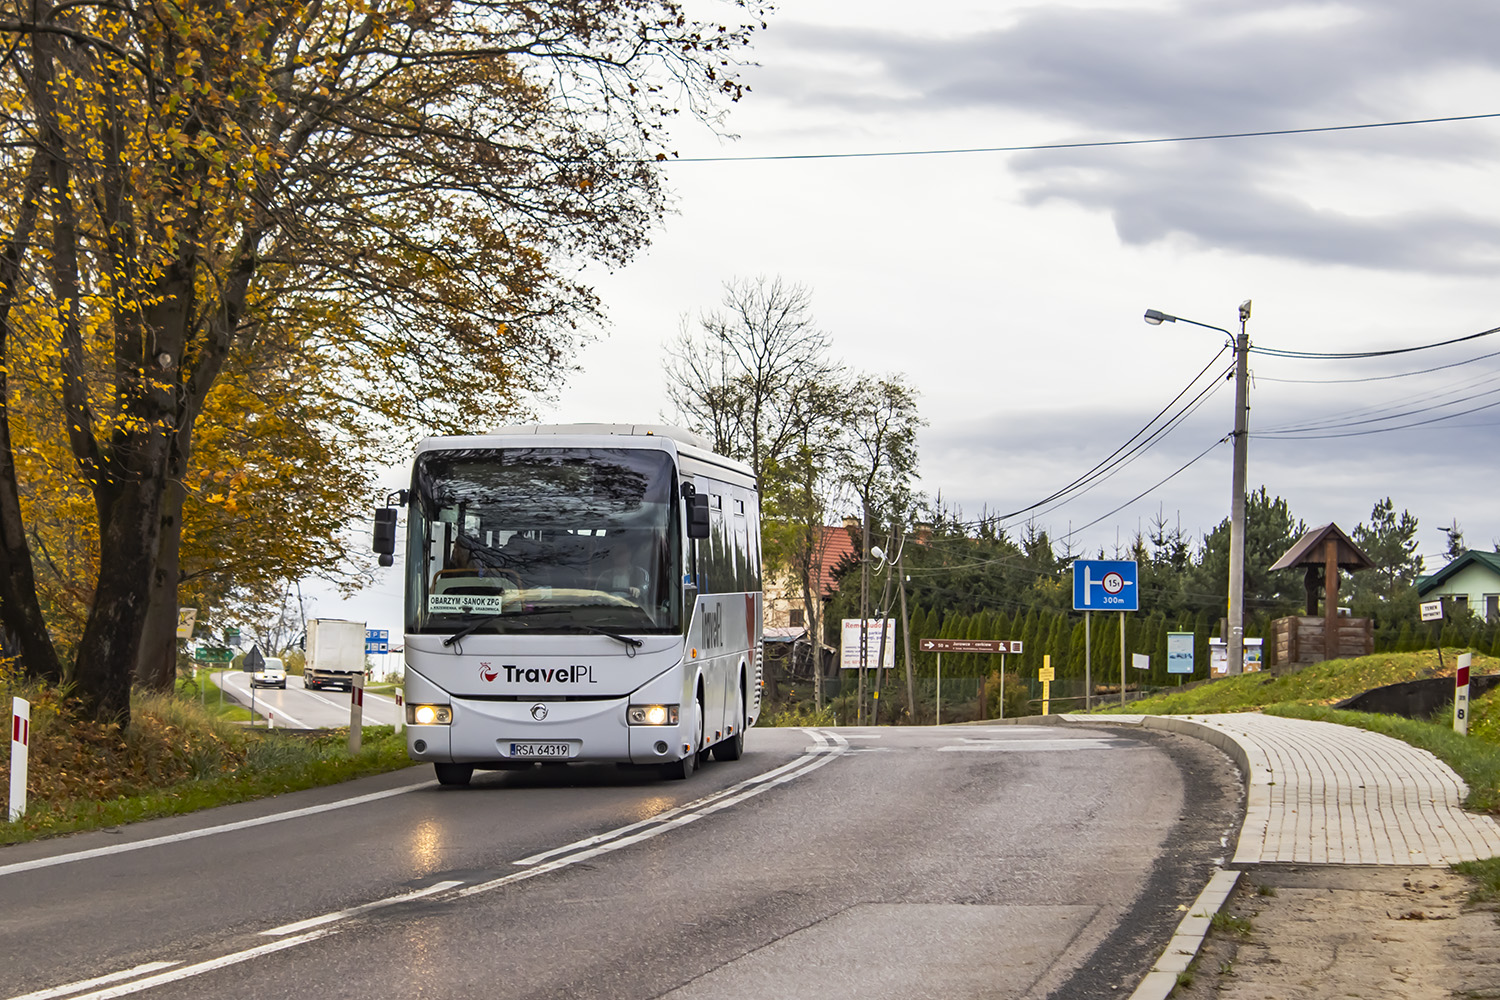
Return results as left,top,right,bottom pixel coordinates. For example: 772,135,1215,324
407,695,687,766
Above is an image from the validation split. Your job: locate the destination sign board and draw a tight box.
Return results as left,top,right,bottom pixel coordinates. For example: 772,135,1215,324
919,639,1022,654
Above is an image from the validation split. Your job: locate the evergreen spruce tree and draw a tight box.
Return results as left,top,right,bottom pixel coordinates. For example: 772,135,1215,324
1021,610,1041,671
1067,618,1086,681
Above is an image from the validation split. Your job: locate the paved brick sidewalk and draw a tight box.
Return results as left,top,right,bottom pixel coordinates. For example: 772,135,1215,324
1155,712,1500,866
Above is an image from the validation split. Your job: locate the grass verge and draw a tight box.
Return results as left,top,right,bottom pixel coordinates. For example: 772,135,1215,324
0,683,414,846
1452,857,1500,902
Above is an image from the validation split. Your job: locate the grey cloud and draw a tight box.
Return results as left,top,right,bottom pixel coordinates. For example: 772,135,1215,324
770,2,1500,128
755,1,1500,272
1018,150,1500,273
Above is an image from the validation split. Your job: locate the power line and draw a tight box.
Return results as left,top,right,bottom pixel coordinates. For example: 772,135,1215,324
1254,347,1500,384
1253,395,1500,440
1028,373,1230,526
1252,324,1500,360
1063,438,1227,542
1256,369,1500,434
961,347,1230,527
660,112,1500,164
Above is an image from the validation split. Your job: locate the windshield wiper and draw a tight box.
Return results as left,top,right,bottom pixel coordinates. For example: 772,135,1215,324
442,608,568,647
570,624,644,650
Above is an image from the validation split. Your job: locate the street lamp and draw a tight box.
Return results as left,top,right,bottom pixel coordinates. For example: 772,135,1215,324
1143,301,1253,675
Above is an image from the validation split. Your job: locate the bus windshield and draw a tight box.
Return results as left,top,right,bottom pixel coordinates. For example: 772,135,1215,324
406,447,682,636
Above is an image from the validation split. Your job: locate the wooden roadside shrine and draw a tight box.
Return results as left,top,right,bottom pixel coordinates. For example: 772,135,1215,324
1268,523,1375,668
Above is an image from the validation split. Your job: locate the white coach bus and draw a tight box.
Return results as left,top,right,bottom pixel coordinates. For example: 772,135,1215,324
372,424,763,786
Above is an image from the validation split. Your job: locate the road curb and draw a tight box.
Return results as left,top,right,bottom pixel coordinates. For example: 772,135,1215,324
1126,866,1241,1000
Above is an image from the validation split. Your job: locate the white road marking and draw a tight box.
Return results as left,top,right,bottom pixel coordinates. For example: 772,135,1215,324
938,738,1137,752
217,674,312,728
7,735,848,1000
295,680,399,723
28,931,332,1000
0,783,429,879
7,964,181,1000
466,739,846,898
261,880,464,936
515,738,844,866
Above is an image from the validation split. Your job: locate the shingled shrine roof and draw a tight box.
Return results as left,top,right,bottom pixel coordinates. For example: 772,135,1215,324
1269,522,1374,573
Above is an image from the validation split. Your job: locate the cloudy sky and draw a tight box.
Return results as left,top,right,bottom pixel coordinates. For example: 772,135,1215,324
309,0,1500,631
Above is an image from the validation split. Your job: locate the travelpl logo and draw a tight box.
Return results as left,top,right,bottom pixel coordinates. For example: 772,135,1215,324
477,664,597,685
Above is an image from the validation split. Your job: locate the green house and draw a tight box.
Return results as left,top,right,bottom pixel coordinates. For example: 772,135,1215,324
1417,550,1500,622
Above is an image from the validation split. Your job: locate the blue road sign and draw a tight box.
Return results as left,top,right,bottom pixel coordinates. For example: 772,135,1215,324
365,628,389,655
1072,559,1139,612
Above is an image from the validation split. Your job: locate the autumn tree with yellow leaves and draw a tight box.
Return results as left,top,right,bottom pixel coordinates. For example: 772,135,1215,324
0,0,765,722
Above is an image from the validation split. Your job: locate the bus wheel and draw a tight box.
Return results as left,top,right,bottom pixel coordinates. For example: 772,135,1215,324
713,683,746,762
434,763,474,787
663,698,704,780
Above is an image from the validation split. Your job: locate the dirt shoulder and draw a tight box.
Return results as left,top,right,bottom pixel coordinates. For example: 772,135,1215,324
1169,864,1500,1000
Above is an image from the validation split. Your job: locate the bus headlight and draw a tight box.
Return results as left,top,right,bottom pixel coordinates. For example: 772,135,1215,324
409,704,452,725
628,704,679,726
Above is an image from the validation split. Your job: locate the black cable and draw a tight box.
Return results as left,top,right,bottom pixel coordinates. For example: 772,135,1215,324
1252,324,1500,360
1253,395,1500,439
659,112,1500,164
1063,437,1227,542
1254,348,1500,384
949,347,1230,529
1028,373,1230,525
1256,370,1500,434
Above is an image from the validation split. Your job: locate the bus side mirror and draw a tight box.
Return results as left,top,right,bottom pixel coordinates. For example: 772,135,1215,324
687,494,710,539
373,508,398,566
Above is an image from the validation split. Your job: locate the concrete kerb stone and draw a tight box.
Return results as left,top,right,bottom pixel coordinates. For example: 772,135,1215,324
1126,867,1242,1000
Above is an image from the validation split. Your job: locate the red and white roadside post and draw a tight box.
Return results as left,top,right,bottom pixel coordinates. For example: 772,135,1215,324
394,692,404,736
9,697,29,822
348,673,365,755
1455,652,1472,736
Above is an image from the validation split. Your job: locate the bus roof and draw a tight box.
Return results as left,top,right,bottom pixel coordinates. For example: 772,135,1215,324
413,423,755,484
488,423,711,450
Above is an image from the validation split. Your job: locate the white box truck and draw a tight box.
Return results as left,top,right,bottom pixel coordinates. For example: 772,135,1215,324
303,618,368,691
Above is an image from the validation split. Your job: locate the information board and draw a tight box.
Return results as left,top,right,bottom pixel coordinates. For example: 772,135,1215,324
1166,632,1194,674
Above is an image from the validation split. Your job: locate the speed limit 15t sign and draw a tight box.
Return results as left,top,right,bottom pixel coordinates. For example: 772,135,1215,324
1073,560,1139,612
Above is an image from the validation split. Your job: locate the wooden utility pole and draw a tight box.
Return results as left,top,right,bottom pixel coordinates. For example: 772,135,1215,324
898,531,914,721
858,504,871,725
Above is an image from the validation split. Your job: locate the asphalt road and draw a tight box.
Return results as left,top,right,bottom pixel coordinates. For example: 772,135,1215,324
211,670,404,729
0,723,1242,1000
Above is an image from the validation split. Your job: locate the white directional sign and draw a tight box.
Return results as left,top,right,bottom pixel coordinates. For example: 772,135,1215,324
1073,560,1139,612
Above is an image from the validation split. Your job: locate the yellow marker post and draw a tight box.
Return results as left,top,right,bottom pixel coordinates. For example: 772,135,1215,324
1039,654,1055,716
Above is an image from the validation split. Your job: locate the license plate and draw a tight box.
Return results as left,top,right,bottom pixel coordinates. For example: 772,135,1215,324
506,741,576,759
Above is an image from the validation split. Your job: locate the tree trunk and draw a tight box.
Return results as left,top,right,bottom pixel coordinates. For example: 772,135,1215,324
74,473,169,723
135,444,190,690
0,153,62,682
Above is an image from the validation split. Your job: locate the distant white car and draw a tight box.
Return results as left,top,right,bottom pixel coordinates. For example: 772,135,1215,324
251,656,287,689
